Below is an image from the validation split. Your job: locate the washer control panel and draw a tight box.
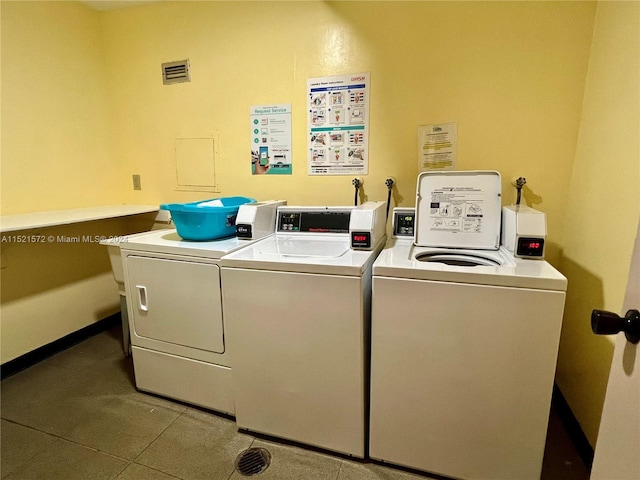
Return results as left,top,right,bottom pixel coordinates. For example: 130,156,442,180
277,208,352,233
392,208,416,238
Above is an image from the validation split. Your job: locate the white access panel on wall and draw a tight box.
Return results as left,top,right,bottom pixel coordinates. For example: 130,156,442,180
126,256,224,353
415,170,502,250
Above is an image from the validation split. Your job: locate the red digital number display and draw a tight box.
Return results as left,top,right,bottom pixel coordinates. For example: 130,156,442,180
518,237,544,257
353,235,367,242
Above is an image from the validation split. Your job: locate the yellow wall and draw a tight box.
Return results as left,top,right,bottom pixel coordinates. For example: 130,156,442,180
101,0,596,266
1,1,120,214
0,214,160,362
556,0,640,446
0,1,156,362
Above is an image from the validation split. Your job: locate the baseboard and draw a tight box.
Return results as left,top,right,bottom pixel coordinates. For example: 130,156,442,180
552,384,594,470
1,313,120,380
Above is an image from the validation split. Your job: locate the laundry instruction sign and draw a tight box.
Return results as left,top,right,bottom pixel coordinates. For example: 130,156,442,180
250,104,292,175
418,122,457,171
307,73,370,175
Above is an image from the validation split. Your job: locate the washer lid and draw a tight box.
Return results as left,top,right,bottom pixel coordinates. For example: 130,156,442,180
415,170,502,250
220,233,383,276
261,237,350,258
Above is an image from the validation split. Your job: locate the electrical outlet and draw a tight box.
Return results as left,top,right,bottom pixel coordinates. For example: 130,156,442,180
133,174,142,190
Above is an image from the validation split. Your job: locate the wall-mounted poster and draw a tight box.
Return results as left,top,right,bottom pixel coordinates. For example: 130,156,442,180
250,104,292,175
307,73,369,175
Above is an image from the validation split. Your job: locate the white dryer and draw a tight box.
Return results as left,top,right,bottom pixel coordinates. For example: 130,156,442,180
369,173,567,480
120,201,284,415
220,202,386,458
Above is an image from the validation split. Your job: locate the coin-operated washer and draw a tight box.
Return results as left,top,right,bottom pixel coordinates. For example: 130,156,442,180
221,202,386,458
119,200,285,415
369,171,567,480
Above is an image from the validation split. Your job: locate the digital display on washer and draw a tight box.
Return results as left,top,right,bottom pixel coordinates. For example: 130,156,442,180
393,212,415,237
351,232,371,249
516,237,545,258
277,211,351,233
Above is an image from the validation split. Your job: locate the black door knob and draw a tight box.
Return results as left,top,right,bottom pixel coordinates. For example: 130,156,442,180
591,309,640,344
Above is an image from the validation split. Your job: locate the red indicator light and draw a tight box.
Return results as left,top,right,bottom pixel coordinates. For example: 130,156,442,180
353,235,367,242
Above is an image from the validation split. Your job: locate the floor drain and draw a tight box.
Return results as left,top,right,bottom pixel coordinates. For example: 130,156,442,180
235,447,271,476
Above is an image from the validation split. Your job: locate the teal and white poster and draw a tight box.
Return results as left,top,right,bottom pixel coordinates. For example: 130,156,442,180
250,104,292,175
307,73,369,175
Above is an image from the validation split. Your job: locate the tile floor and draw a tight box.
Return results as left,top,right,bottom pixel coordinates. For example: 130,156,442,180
1,326,590,480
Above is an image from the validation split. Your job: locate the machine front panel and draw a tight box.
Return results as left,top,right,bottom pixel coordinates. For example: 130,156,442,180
126,255,224,354
221,266,367,457
369,275,566,479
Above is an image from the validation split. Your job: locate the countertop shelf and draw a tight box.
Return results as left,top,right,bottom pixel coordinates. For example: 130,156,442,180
0,205,160,233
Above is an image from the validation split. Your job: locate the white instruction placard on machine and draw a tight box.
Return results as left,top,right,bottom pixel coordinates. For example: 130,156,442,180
415,171,502,250
307,73,369,175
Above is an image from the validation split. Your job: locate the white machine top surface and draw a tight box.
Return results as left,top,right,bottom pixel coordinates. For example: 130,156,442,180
415,170,502,250
220,233,383,276
374,238,567,291
259,236,350,258
119,229,261,259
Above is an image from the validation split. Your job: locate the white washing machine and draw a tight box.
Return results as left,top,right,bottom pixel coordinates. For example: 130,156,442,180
220,202,386,458
369,172,567,480
119,201,284,415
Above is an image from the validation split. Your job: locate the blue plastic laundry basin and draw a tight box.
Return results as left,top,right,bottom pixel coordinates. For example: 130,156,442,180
160,196,256,241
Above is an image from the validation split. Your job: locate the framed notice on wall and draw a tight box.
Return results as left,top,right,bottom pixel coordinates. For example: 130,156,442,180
307,73,369,175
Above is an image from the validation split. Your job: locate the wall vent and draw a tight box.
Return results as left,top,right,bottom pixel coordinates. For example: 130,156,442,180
162,59,190,85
